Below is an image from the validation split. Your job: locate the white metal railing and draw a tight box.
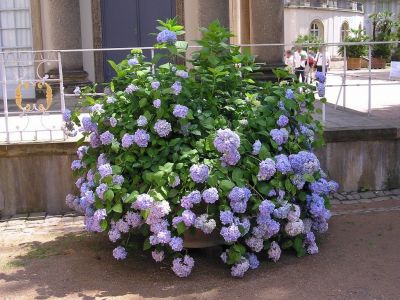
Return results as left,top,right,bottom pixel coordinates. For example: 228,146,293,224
0,41,399,144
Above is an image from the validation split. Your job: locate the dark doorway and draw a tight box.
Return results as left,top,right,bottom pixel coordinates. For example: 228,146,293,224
101,0,176,82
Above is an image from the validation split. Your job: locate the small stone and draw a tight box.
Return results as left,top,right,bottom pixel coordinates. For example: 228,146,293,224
389,189,400,195
28,212,46,220
342,200,360,205
374,191,385,197
371,196,388,202
359,199,372,204
330,199,341,205
390,195,400,201
63,212,77,218
9,213,28,221
334,193,346,201
359,191,376,199
346,194,361,200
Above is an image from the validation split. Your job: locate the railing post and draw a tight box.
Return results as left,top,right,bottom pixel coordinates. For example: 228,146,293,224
1,53,10,143
368,44,372,116
343,46,347,108
322,45,326,123
151,48,155,75
57,51,66,141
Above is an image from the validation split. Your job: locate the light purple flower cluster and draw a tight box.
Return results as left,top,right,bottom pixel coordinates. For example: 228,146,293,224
173,104,189,118
63,109,71,122
109,117,117,127
180,190,201,209
304,231,319,254
113,246,127,260
98,163,112,178
153,99,161,108
171,81,182,95
121,133,134,148
132,194,154,210
220,223,241,243
285,88,294,99
151,250,165,262
125,84,139,94
194,214,216,234
310,178,338,195
289,151,320,175
202,187,219,204
156,29,177,44
151,81,160,90
214,128,241,166
231,258,250,277
154,119,172,137
268,241,281,262
176,70,189,78
277,115,289,127
128,57,139,66
133,129,150,148
81,116,97,133
220,210,234,225
252,140,262,155
171,255,194,277
257,158,276,181
137,115,147,127
270,128,289,145
189,164,209,183
100,131,114,145
275,154,292,174
228,187,251,213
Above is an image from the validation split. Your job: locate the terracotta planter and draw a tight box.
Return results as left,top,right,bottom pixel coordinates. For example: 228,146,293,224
347,57,362,70
371,57,386,69
184,229,224,248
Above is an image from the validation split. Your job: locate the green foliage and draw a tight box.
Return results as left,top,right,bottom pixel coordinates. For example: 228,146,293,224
294,34,323,52
338,29,369,58
369,11,397,59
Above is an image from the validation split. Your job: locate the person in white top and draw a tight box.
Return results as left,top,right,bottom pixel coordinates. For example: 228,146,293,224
315,46,331,73
293,46,307,82
284,50,294,74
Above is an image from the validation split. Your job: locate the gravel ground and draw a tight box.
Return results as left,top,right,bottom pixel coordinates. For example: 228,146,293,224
1,198,400,300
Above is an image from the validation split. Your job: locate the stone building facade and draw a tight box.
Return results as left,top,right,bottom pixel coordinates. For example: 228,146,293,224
2,0,399,88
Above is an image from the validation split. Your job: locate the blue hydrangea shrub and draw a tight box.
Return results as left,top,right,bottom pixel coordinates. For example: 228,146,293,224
65,20,338,278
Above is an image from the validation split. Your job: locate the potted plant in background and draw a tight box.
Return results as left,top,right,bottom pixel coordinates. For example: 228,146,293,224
338,29,368,70
369,12,396,69
294,34,323,53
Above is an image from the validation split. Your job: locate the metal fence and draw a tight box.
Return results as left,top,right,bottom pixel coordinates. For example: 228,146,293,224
0,41,399,144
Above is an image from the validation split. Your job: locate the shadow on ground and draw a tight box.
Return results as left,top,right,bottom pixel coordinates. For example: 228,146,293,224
1,212,400,299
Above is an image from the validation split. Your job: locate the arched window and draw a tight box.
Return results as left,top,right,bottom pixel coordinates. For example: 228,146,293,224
341,21,350,41
310,20,324,40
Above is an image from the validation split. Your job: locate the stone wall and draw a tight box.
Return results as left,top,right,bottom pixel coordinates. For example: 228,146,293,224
0,143,76,217
318,127,400,192
0,127,399,217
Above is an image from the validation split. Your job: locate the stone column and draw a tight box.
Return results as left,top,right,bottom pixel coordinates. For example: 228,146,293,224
40,0,83,71
198,0,230,28
249,0,284,65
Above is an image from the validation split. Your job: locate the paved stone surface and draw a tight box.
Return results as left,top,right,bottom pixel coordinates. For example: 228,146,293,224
1,196,400,299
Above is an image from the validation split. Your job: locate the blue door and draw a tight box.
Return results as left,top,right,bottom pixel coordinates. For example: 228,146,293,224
101,0,176,82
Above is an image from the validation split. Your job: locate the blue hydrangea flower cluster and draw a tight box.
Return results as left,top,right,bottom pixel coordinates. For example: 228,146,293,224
156,29,177,44
214,129,241,166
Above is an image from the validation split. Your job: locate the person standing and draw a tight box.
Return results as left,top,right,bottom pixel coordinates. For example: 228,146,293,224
284,50,295,74
315,46,331,74
294,46,307,82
